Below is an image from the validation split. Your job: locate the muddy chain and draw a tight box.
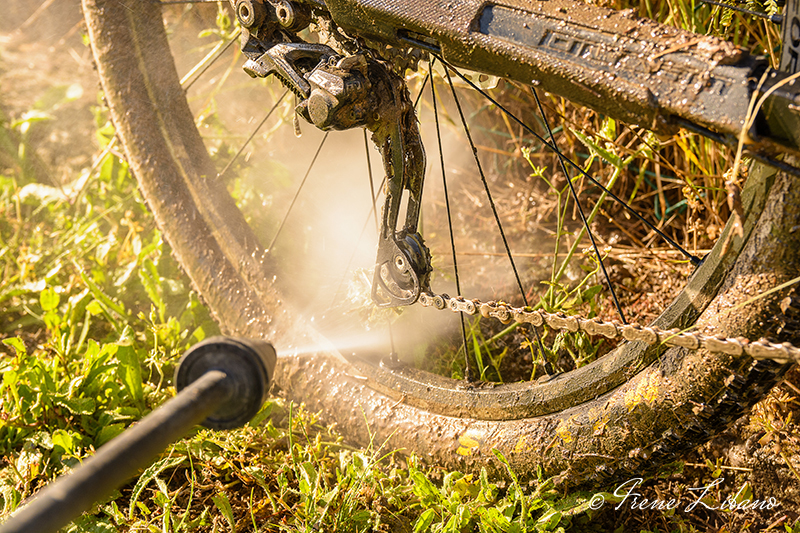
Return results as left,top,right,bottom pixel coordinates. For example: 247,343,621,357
417,292,800,365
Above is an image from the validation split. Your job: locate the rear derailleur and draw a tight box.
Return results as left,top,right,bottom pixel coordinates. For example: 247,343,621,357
233,0,431,307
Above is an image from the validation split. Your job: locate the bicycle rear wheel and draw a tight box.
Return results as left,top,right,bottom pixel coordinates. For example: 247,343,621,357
82,0,799,484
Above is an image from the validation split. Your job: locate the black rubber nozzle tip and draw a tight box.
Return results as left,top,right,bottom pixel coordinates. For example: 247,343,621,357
175,337,277,430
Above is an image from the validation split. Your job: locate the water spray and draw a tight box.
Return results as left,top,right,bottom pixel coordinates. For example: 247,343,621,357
0,337,276,533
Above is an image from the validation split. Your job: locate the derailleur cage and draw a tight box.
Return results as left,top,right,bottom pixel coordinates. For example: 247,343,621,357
372,232,432,308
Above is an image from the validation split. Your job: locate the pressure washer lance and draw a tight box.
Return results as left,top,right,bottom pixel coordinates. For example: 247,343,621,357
0,337,277,533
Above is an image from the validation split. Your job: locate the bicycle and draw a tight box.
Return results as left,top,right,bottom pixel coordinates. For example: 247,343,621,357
81,0,800,486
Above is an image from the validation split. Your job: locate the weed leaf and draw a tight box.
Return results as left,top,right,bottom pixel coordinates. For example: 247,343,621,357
2,337,26,356
128,455,185,519
40,287,60,312
212,492,236,532
56,397,95,416
114,339,143,405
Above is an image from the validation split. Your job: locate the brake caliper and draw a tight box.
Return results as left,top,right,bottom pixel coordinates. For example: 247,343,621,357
233,0,431,307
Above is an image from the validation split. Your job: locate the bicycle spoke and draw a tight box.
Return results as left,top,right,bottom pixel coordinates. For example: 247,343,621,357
267,132,329,252
180,29,241,90
364,129,379,233
443,64,548,373
328,134,386,307
217,89,290,179
20,0,57,33
443,69,523,303
676,118,800,179
431,60,471,381
434,54,703,267
413,71,431,109
531,88,627,324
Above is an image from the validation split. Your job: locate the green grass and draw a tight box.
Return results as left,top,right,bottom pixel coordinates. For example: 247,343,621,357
2,1,800,531
0,146,609,532
0,76,617,531
2,89,796,533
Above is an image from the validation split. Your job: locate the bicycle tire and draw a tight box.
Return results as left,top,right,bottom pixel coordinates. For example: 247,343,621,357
81,0,799,485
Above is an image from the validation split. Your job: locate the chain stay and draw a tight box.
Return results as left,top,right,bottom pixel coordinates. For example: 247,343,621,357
418,292,800,365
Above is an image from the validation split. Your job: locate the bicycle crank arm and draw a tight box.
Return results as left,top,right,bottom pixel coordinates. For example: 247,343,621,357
323,0,800,158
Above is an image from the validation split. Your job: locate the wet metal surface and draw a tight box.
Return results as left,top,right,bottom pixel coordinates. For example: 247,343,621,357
325,0,800,157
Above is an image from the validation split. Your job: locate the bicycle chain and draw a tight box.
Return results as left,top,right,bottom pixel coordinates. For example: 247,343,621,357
417,291,800,365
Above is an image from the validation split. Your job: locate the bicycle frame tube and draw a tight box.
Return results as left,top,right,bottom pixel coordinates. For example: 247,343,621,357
323,0,800,156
